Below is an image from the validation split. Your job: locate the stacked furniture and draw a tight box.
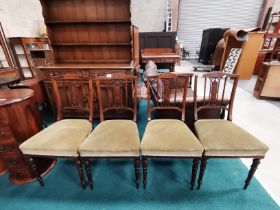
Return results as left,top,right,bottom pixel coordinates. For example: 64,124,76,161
220,30,264,80
253,12,280,100
253,12,280,75
198,28,228,64
37,0,139,114
254,62,280,99
0,89,55,184
9,37,52,79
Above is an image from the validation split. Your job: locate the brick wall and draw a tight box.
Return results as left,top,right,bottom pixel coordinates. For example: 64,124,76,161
172,0,179,31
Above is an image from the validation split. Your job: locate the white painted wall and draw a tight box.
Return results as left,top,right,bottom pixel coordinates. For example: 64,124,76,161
0,0,44,37
131,0,167,32
272,0,280,13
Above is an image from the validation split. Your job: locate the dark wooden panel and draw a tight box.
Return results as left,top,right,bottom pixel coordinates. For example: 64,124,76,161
53,45,132,63
49,23,131,44
41,0,131,22
139,32,177,51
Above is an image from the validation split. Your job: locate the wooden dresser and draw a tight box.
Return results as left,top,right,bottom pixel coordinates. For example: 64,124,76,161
37,0,139,116
38,0,138,74
0,89,56,184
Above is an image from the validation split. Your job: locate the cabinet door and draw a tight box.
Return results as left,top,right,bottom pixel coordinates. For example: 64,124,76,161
0,23,15,72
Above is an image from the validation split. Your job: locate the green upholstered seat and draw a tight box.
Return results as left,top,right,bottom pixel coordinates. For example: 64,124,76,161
79,120,140,157
194,119,269,157
19,119,92,157
141,119,204,157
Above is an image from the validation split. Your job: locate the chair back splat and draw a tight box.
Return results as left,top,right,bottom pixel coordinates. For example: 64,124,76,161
51,73,94,122
194,72,239,122
147,73,191,122
96,73,138,122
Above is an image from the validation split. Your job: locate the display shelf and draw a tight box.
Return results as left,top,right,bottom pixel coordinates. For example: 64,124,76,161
9,37,52,79
51,43,132,46
45,20,131,24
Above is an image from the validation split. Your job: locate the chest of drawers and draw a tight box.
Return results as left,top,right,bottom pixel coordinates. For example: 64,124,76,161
0,89,56,184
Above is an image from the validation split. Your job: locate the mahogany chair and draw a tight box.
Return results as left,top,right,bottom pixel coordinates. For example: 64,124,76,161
193,72,269,190
78,73,140,189
140,73,204,190
19,73,94,189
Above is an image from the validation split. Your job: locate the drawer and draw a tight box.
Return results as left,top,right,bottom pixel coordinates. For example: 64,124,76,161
0,143,17,154
10,167,32,180
0,150,26,168
0,126,14,141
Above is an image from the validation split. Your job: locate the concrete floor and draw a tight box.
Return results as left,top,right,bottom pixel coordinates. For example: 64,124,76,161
174,60,280,206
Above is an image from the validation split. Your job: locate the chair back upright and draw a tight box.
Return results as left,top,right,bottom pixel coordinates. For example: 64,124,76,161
51,73,94,122
147,73,191,122
194,72,239,122
95,73,138,122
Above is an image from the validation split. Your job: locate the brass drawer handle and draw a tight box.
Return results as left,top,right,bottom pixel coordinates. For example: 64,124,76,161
0,145,12,152
0,131,5,136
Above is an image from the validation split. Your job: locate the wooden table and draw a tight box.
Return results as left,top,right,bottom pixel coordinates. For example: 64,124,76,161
0,89,56,184
141,48,180,72
0,77,20,89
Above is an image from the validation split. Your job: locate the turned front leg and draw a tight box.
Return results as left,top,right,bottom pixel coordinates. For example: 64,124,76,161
29,157,44,186
85,158,94,190
244,158,261,190
191,158,200,190
134,157,140,189
197,157,208,190
142,157,148,189
75,157,86,189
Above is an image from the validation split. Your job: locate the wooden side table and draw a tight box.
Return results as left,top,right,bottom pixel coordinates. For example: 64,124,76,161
0,89,56,184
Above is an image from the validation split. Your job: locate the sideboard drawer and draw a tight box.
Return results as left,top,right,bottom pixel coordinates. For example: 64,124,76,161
1,150,26,169
0,126,14,141
10,167,32,180
0,143,16,154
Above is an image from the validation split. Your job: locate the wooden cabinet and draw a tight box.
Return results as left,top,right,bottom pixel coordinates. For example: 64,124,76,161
39,0,136,66
37,0,138,117
0,89,56,184
9,37,52,80
38,0,138,78
221,32,264,80
254,62,280,99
